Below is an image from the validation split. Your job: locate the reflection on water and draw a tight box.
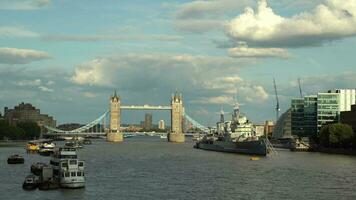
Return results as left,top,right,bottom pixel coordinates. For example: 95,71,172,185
1,136,356,200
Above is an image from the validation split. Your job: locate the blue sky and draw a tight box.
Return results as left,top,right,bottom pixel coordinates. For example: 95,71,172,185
1,0,356,126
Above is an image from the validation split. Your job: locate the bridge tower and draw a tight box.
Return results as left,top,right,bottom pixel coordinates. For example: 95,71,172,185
107,91,123,142
168,91,185,142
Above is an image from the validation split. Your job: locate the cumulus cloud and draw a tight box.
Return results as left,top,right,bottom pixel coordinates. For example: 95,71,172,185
199,75,269,104
16,78,54,92
226,0,356,47
71,53,248,88
0,0,51,10
0,27,39,38
0,47,51,64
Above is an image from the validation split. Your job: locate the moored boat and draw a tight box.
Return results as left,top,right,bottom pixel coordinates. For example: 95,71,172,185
82,139,92,145
195,137,268,156
194,101,268,156
7,154,24,164
50,147,85,188
31,162,48,176
26,141,40,152
22,175,39,190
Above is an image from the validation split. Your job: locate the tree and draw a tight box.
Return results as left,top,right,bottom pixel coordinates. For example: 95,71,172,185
17,121,41,139
318,123,354,148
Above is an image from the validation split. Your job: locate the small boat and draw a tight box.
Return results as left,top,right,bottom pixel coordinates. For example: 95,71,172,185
65,141,83,149
26,141,40,152
160,135,167,139
31,162,48,176
38,140,56,156
7,154,24,164
22,175,39,190
250,156,260,161
123,133,134,138
82,139,92,145
38,148,54,156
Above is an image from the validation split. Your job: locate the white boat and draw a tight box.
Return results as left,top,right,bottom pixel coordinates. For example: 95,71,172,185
160,135,167,139
38,140,56,156
50,147,85,188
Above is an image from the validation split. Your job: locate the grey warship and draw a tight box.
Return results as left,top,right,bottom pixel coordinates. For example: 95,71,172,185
194,102,268,156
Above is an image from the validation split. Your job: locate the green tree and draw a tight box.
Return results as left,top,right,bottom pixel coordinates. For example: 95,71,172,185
318,123,354,148
17,121,41,139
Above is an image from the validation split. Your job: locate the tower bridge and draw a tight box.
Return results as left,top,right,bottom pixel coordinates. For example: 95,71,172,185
44,91,209,143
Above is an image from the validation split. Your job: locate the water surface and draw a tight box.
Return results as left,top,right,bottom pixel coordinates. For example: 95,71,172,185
1,136,356,200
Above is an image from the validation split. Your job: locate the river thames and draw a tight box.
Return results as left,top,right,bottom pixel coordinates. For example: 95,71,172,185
1,136,356,200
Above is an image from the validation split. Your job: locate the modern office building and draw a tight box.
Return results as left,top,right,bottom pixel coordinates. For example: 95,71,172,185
289,89,355,136
144,113,152,130
4,102,56,127
317,92,340,132
158,120,165,130
291,98,304,136
303,95,318,136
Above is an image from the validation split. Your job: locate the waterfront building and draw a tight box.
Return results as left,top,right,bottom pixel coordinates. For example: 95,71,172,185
290,95,318,137
4,102,56,127
158,120,165,130
144,113,152,130
272,109,292,139
291,98,304,136
288,89,355,137
303,95,318,136
254,125,265,137
317,92,340,132
341,104,356,132
264,120,274,137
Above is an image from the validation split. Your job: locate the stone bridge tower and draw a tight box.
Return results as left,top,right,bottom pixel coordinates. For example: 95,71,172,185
168,91,185,142
107,91,123,142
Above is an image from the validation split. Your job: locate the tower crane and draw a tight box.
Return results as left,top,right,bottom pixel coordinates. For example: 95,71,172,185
273,78,280,122
298,78,303,98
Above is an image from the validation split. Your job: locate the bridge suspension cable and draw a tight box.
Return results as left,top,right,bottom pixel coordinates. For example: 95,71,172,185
183,112,210,132
44,110,109,134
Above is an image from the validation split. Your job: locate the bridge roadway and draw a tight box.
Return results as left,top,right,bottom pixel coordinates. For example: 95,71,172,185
121,105,172,110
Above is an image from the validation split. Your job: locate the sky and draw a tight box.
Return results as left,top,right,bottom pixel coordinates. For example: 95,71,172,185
1,0,356,126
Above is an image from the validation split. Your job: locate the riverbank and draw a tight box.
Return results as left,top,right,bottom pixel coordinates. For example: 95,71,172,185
315,147,356,156
0,140,27,147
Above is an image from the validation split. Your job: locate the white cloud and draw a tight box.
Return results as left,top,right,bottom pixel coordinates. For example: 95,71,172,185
0,47,51,64
17,79,41,86
191,95,235,105
0,0,51,10
38,85,54,92
71,53,248,87
228,45,289,58
226,0,356,47
198,75,269,104
0,27,39,38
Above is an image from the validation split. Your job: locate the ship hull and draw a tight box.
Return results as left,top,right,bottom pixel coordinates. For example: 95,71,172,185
195,140,267,156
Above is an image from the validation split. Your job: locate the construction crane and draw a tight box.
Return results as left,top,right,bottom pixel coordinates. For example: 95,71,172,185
298,78,303,98
273,78,280,122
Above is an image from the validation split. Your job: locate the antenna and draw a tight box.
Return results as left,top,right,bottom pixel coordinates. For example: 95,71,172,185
273,78,280,122
298,78,303,98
